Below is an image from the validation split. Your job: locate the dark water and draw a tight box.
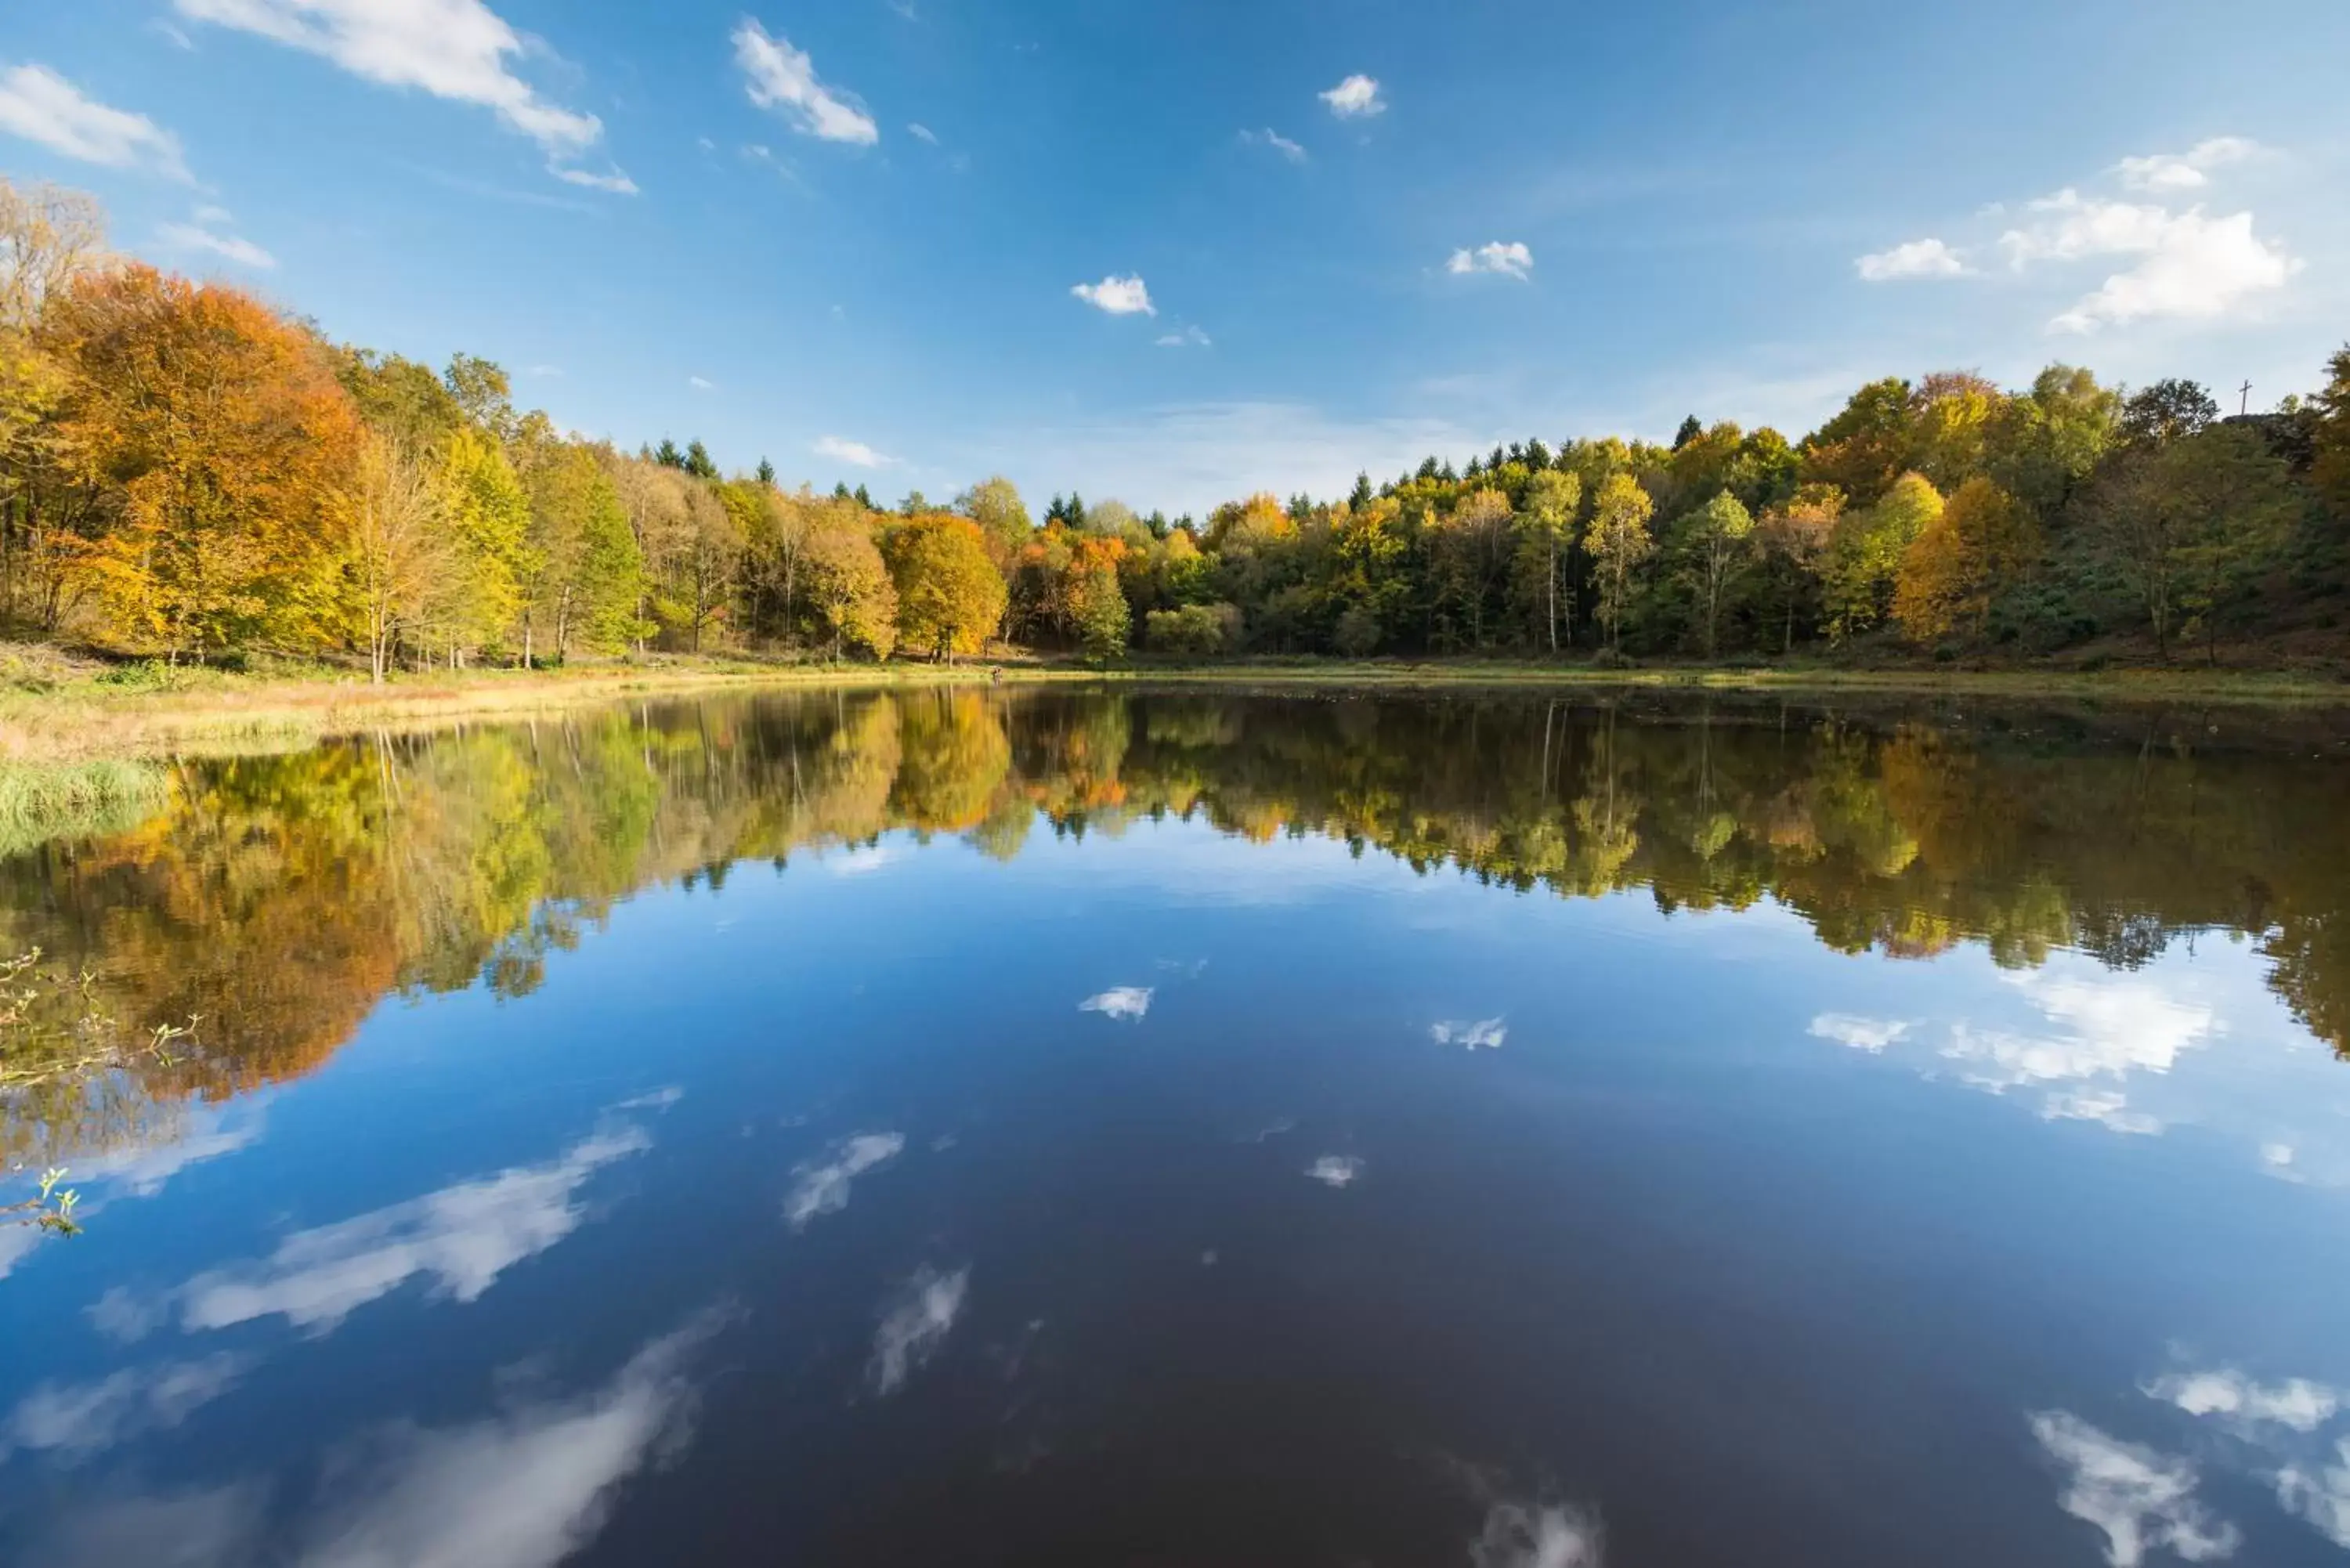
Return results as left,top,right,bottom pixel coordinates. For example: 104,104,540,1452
4,687,2350,1568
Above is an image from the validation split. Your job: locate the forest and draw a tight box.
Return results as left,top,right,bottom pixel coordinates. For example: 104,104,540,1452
5,176,2349,675
5,687,2345,1169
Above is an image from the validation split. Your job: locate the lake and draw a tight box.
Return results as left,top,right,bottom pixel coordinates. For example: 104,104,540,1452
2,685,2348,1568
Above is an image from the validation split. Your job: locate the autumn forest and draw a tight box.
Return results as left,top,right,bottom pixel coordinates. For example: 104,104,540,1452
5,177,2350,677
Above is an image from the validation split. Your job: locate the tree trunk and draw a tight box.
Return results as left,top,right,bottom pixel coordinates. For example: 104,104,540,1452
1546,540,1557,654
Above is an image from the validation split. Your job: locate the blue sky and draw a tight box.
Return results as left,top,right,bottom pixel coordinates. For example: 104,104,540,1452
4,0,2345,515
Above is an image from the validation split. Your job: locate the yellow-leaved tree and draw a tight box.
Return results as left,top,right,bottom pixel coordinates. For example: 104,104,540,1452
802,518,897,659
888,514,1005,661
430,425,530,666
1587,472,1655,653
1894,476,2038,645
1824,471,1941,641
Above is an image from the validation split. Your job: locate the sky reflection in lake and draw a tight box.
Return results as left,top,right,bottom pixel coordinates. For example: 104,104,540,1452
2,688,2348,1566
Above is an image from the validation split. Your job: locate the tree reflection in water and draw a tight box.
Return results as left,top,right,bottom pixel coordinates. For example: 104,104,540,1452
4,687,2345,1167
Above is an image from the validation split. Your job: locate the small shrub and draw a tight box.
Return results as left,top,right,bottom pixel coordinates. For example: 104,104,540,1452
1145,603,1240,658
93,659,173,692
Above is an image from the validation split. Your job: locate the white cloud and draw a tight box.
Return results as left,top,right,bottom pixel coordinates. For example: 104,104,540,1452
732,18,878,146
687,374,714,390
298,1313,724,1568
868,1265,967,1394
1239,126,1305,163
1306,1155,1364,1187
1856,237,1969,281
1431,1017,1506,1050
551,164,637,195
2048,210,2298,334
2146,1367,2342,1433
150,19,197,49
1072,273,1156,316
173,0,619,188
1079,985,1153,1021
2029,1411,2240,1566
1155,324,1211,349
1808,1013,1913,1053
161,1122,652,1335
2279,1440,2350,1549
813,434,890,468
2000,190,2185,266
1866,143,2299,334
1994,189,2298,333
1446,241,1534,280
157,218,278,270
0,63,190,181
1,1353,250,1461
783,1133,904,1230
1319,74,1384,118
1470,1500,1603,1568
907,121,937,144
2114,137,2262,194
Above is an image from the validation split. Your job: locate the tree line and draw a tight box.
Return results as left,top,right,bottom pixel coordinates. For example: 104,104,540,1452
5,178,2347,673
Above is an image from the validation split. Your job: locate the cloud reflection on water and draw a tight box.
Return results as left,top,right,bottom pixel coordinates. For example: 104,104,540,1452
1,1353,251,1462
27,1313,727,1568
783,1133,905,1230
1470,1499,1604,1568
1079,986,1153,1021
869,1266,969,1395
298,1310,726,1568
95,1115,659,1342
2029,1410,2240,1566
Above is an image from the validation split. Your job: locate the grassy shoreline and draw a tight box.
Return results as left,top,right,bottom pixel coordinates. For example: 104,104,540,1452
1112,659,2350,703
2,651,2345,765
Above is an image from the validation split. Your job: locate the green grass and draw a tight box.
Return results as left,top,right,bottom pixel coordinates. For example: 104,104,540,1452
1094,656,2350,705
0,759,173,856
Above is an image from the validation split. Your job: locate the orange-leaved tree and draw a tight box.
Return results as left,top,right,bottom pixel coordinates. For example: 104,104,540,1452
46,265,360,659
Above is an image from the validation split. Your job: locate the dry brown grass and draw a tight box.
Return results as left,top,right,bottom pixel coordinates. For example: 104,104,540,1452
0,653,1078,762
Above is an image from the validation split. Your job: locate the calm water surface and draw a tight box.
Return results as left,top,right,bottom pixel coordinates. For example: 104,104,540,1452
4,688,2350,1567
